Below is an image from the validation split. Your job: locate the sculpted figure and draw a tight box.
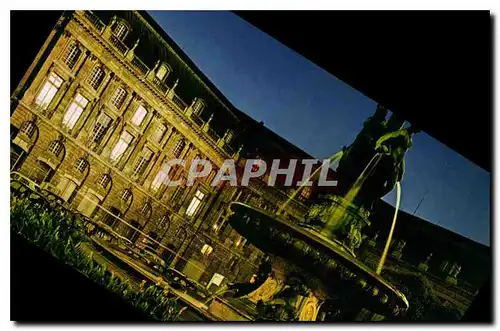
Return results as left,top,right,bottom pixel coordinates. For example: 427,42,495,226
355,125,421,210
336,104,388,196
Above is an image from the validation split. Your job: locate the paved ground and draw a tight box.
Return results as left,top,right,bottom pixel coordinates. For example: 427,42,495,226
85,236,229,321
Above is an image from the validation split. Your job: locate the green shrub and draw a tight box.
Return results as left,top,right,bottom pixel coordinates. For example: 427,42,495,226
10,192,182,321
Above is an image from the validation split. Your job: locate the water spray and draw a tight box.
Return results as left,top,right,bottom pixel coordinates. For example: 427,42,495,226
277,150,344,215
376,181,402,275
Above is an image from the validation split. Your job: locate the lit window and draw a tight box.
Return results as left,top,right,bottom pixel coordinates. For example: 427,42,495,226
61,43,81,69
62,93,89,130
300,186,312,200
152,122,167,143
112,21,129,40
88,66,105,90
48,140,63,157
171,139,185,157
132,148,153,177
110,87,127,109
110,131,133,162
90,113,112,144
34,72,63,110
131,105,148,126
20,121,36,138
192,99,205,115
150,168,168,192
97,173,111,189
155,64,170,81
201,244,213,256
186,190,205,217
75,157,88,173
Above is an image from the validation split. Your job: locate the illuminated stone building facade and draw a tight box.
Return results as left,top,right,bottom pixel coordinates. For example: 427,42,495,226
10,10,315,285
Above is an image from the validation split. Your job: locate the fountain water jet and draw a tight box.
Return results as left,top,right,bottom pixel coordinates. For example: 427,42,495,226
277,150,344,215
376,181,401,275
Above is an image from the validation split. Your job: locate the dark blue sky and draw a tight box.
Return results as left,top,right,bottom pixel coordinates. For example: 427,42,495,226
149,11,491,246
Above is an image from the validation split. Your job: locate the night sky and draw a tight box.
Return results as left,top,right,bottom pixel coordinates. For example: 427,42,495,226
149,11,491,246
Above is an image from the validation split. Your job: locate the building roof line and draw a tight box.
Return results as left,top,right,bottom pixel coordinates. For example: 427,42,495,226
134,11,241,123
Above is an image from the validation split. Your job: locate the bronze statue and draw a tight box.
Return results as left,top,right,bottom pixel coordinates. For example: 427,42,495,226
335,102,421,212
354,124,421,210
336,104,388,196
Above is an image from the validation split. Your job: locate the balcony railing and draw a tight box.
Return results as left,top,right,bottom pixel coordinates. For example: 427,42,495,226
84,11,105,33
190,112,205,127
108,34,129,55
207,128,220,142
151,76,169,94
172,94,187,111
223,144,234,156
130,55,150,76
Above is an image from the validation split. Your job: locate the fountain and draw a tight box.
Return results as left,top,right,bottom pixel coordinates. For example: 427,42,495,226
220,105,420,321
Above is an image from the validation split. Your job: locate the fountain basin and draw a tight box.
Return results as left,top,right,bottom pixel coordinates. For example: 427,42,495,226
228,202,409,317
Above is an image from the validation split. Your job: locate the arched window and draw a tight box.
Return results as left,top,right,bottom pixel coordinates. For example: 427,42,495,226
175,226,188,243
140,203,152,218
121,188,132,202
20,121,36,138
48,140,63,157
157,214,170,234
74,157,88,173
97,173,111,189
